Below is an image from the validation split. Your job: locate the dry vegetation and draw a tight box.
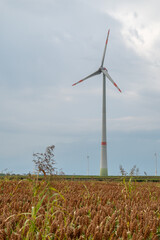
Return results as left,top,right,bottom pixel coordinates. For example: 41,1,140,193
0,178,160,239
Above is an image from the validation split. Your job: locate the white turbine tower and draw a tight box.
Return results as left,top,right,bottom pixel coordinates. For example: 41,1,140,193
72,30,121,176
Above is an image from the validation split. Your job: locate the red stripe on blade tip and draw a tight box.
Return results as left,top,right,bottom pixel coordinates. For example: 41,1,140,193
101,142,107,145
106,30,110,43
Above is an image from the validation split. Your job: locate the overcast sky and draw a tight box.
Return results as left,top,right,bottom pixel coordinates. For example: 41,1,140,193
0,0,160,175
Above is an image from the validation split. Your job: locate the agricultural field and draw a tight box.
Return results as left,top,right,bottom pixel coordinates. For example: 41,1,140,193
0,178,160,239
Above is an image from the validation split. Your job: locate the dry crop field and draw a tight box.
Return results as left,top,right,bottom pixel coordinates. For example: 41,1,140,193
0,178,160,239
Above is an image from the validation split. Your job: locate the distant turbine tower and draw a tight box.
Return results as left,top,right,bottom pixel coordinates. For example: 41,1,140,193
155,153,157,176
72,30,121,176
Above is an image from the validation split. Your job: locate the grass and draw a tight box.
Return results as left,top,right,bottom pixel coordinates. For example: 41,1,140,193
1,174,160,182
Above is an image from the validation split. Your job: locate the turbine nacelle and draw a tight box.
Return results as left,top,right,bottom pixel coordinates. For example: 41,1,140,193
99,67,107,72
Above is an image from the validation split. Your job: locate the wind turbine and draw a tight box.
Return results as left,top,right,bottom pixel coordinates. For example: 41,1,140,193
72,30,121,176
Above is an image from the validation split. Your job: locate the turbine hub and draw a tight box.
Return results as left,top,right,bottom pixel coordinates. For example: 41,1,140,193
100,67,107,72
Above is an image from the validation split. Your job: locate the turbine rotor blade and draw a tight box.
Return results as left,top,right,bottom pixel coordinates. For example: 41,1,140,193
101,69,122,93
72,69,101,86
101,29,110,67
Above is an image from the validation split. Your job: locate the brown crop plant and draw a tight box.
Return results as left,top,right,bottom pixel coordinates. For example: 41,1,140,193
0,178,160,239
